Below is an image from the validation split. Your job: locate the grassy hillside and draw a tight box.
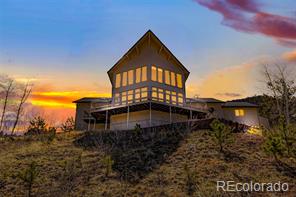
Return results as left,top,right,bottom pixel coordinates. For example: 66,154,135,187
0,131,295,197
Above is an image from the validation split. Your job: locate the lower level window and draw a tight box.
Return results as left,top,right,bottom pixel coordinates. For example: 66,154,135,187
121,92,127,104
235,109,245,116
141,87,148,101
128,90,133,104
171,91,176,104
114,93,120,105
178,93,183,105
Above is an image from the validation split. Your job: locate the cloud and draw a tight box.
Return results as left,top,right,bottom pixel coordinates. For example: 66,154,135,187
282,50,296,62
187,62,257,100
194,0,296,47
215,92,242,98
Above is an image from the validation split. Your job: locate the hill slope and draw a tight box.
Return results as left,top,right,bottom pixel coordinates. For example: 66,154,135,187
0,131,295,197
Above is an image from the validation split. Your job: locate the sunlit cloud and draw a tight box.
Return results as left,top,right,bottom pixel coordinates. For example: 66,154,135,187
282,50,296,62
195,0,296,47
30,100,76,108
187,62,258,100
30,90,111,109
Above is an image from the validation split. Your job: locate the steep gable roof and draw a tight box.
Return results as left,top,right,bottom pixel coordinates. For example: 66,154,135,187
107,30,190,82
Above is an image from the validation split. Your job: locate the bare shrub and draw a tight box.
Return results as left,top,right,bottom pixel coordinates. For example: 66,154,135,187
61,117,75,132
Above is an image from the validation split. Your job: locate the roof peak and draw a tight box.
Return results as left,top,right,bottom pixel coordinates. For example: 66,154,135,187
107,30,190,82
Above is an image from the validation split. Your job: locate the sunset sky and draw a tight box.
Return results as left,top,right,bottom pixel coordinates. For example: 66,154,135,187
1,0,296,120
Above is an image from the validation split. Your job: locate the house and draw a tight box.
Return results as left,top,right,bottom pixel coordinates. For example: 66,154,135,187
73,30,266,131
186,97,225,118
221,101,261,127
74,30,206,130
73,97,111,130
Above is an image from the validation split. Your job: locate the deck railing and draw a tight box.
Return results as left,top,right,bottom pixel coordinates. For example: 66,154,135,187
89,98,208,113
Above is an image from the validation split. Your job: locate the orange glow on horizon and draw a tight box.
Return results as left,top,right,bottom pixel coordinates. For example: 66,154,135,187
30,100,76,108
30,90,111,109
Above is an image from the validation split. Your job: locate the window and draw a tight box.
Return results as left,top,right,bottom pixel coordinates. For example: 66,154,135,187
136,68,141,83
177,74,182,88
158,88,164,102
141,87,148,101
152,87,157,100
122,72,127,86
157,68,163,83
114,93,120,104
178,93,183,105
122,91,127,104
171,72,176,86
165,70,170,85
151,66,157,81
142,66,147,81
166,90,171,103
115,73,121,88
235,109,245,117
135,88,140,102
171,91,176,104
128,70,134,85
128,90,133,103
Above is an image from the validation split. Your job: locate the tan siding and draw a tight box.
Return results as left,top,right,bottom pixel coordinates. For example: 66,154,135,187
222,108,260,126
110,110,187,130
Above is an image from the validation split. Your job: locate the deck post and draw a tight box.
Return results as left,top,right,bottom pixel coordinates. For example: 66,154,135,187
87,119,90,131
93,118,96,130
105,110,108,130
88,102,92,131
169,106,172,124
149,102,152,127
190,110,192,120
127,105,130,129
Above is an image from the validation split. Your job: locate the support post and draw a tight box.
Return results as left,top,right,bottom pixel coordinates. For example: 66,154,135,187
190,110,192,120
169,106,172,124
88,102,92,131
127,105,130,129
105,110,108,130
93,118,96,130
149,102,152,127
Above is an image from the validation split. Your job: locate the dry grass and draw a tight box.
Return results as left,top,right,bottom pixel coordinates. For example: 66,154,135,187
0,131,295,197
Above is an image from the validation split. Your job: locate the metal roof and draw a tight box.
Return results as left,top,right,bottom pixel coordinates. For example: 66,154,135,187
222,102,258,108
73,97,111,103
186,97,225,103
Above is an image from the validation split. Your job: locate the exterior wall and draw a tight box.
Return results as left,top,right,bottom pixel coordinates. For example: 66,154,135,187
75,102,110,131
110,110,187,130
187,102,207,111
207,103,224,118
111,40,186,106
74,103,91,131
222,107,260,126
93,123,105,130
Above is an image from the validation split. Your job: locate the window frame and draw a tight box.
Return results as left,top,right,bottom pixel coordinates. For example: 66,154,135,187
115,73,121,88
177,74,183,88
122,72,127,87
235,109,245,117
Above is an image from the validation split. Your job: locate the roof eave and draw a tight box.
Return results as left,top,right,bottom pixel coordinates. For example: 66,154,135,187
108,30,190,81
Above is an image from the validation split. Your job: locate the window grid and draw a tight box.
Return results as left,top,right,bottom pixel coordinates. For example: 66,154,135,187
151,66,182,89
115,73,121,88
235,109,245,117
